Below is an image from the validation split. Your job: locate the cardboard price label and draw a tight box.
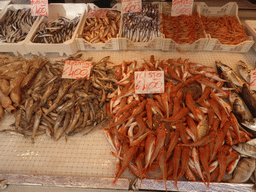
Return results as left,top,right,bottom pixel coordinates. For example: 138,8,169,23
62,61,92,80
250,70,256,90
171,0,194,16
87,9,108,18
122,0,142,13
135,71,164,94
31,0,48,16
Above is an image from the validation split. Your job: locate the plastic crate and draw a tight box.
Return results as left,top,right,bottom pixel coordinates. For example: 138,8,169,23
198,2,254,53
0,4,40,56
244,20,256,52
118,2,163,51
0,1,11,15
161,2,209,52
25,3,87,56
75,3,120,51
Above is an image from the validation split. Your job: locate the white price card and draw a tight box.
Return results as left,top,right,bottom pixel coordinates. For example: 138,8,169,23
62,61,92,80
87,9,108,18
122,0,142,13
171,0,194,16
135,71,164,94
250,70,256,90
31,0,48,16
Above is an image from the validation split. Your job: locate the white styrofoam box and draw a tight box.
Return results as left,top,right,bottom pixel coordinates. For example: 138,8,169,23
198,2,254,53
161,2,209,52
245,20,256,52
119,2,164,51
0,4,40,56
0,1,11,14
75,3,121,51
25,3,87,56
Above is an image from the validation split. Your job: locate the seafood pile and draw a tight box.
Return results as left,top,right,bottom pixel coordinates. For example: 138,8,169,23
161,13,206,44
104,56,253,191
0,8,38,43
201,15,247,45
0,54,30,118
121,3,160,42
31,16,80,44
82,10,121,44
0,54,119,142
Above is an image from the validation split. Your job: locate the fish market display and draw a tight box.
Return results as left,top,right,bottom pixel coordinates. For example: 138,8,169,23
104,56,251,190
31,16,80,44
1,54,119,142
201,15,247,45
0,54,35,117
121,3,160,42
161,13,206,44
82,10,121,43
0,8,38,43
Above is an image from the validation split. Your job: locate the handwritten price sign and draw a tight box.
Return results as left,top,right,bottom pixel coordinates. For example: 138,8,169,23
31,0,48,16
171,0,194,16
122,0,142,13
87,9,108,18
135,71,164,94
250,70,256,90
62,61,92,80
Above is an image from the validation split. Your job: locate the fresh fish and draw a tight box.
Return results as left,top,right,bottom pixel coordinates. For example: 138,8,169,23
32,16,80,44
121,3,160,42
216,61,248,90
229,157,255,183
232,142,256,158
229,91,252,122
241,118,256,132
237,60,251,84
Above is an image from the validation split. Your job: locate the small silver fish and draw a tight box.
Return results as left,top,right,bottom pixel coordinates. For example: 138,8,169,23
229,157,255,183
232,142,256,158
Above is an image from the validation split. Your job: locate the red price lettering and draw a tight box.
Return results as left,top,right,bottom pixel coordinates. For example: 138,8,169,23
122,2,141,13
250,78,256,86
148,81,162,89
135,79,147,91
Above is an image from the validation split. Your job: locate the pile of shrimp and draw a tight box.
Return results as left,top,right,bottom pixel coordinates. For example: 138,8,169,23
201,15,248,45
104,56,251,191
160,13,206,44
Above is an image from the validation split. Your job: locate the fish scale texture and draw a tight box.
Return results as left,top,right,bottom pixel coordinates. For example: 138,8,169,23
0,50,256,181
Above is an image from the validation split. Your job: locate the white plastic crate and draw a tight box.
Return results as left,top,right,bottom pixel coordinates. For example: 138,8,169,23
0,1,11,15
118,2,163,51
0,4,40,56
161,2,209,52
25,3,87,56
75,3,121,51
198,2,254,53
244,20,256,52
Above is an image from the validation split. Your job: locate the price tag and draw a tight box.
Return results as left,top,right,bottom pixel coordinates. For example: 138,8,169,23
122,0,142,13
171,0,194,16
250,70,256,90
87,9,108,18
62,61,92,80
135,71,164,94
31,0,48,16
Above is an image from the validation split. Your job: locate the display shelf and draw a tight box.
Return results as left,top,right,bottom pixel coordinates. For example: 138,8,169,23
1,49,256,191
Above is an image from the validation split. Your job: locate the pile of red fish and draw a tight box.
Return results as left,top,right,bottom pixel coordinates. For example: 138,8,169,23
104,56,251,191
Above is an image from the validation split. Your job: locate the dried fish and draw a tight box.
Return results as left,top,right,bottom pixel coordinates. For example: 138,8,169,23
0,54,119,142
